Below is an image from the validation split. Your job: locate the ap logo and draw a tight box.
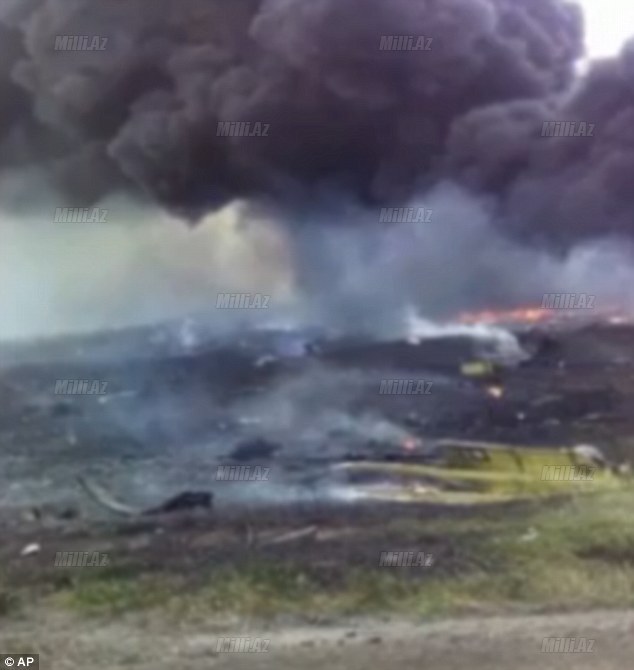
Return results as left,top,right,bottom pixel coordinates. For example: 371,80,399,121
1,656,39,668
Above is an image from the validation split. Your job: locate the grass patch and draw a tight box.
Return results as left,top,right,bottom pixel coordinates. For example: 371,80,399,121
55,572,184,615
0,570,20,617
32,489,634,620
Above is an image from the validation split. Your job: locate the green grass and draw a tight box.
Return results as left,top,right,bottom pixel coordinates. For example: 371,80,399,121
0,571,19,616
57,573,184,614
22,489,634,620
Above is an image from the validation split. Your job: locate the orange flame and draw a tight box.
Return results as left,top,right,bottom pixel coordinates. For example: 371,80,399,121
457,306,553,326
456,305,633,327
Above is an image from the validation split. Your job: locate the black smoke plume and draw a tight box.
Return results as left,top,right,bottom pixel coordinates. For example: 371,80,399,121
446,44,634,245
1,0,634,251
0,0,587,221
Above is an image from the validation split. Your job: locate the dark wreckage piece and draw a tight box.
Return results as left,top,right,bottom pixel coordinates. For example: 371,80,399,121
77,476,213,517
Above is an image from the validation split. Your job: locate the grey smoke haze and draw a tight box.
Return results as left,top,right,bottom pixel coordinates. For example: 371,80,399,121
1,0,634,339
5,173,632,341
288,183,634,334
227,364,417,449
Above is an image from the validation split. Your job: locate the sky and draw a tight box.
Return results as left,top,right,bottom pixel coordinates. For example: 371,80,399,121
577,0,634,58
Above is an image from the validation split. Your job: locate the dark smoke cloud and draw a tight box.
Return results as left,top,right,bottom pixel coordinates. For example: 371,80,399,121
1,0,583,219
2,0,633,249
447,41,634,246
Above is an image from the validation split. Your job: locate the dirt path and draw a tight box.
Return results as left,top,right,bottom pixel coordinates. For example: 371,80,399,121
2,609,632,669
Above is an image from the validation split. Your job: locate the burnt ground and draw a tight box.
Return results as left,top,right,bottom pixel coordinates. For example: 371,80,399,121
0,321,633,514
0,321,634,666
0,324,632,586
0,321,633,516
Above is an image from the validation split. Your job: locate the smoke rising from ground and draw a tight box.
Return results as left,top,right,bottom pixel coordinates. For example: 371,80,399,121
2,174,634,342
1,0,634,339
284,183,634,335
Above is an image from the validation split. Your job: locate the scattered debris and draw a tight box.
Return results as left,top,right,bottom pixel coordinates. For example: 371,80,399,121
20,505,78,523
245,524,318,548
259,525,318,547
56,507,79,521
20,542,41,557
336,439,628,504
571,444,608,467
229,438,281,462
461,361,498,378
485,384,505,399
77,476,213,517
145,492,213,515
